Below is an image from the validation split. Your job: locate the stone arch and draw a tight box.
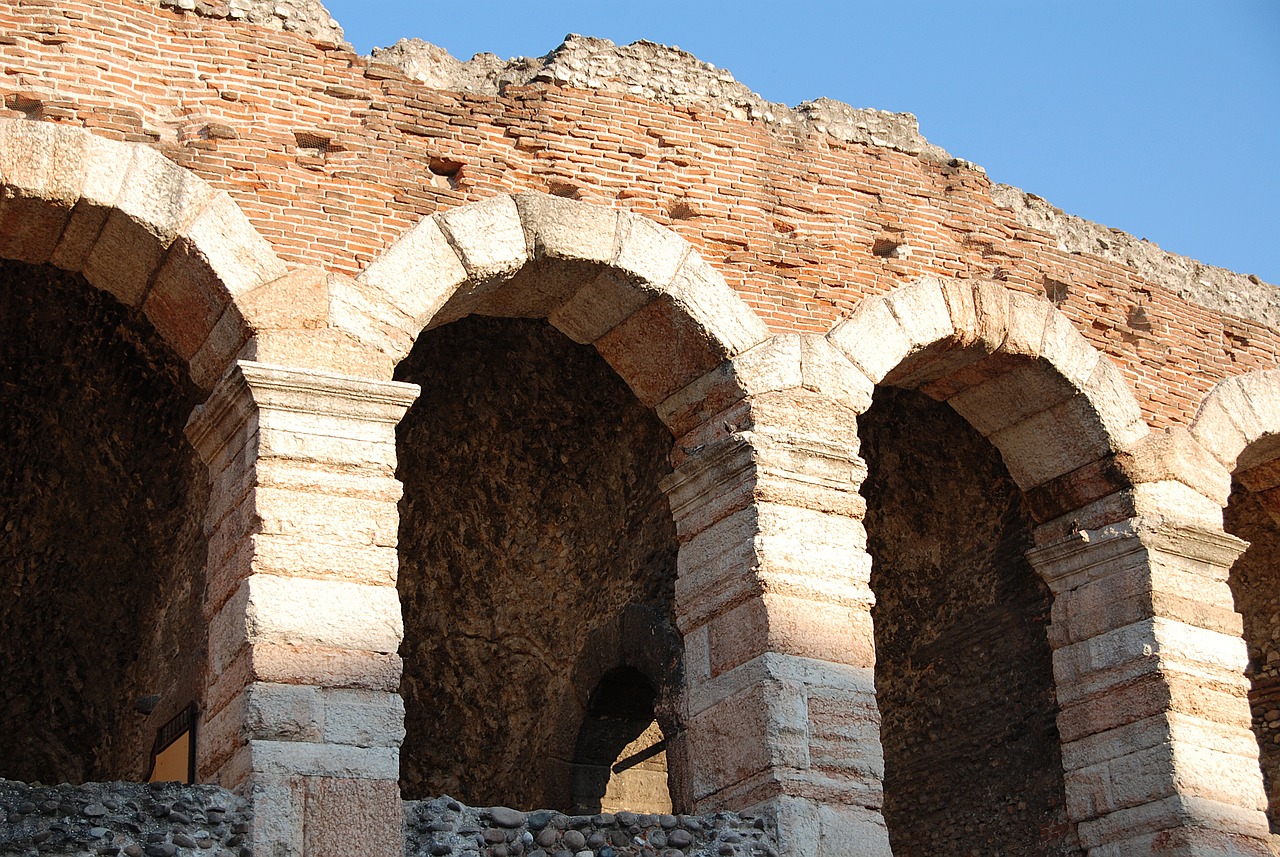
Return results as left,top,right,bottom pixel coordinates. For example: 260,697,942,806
344,192,770,413
0,118,287,388
826,277,1149,498
1190,369,1280,483
827,278,1155,856
1192,370,1280,838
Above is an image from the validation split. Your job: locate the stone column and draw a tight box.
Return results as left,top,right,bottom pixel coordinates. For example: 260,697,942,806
1027,516,1271,857
186,360,419,857
661,391,891,857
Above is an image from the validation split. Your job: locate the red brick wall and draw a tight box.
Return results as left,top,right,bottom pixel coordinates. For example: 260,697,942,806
2,0,1276,426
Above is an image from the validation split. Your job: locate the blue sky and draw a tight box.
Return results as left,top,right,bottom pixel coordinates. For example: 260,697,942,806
324,1,1280,286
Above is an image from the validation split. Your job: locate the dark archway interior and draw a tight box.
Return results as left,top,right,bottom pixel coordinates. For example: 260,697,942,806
1224,479,1280,833
0,259,208,784
860,386,1079,857
394,315,680,809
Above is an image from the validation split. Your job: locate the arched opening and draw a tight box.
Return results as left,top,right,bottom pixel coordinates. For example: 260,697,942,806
0,259,208,784
570,667,671,815
860,386,1077,856
394,314,682,810
1224,463,1280,834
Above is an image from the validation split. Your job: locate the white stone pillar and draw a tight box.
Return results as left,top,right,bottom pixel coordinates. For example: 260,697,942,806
1028,517,1271,857
662,391,891,857
186,360,419,857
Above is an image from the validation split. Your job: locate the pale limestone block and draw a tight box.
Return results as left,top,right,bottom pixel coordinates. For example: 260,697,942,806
948,359,1080,436
248,740,400,780
1003,291,1052,357
514,191,617,263
734,334,803,395
1076,793,1270,850
252,486,398,546
1168,712,1269,762
687,651,876,718
675,506,763,632
972,280,1012,351
327,274,418,361
686,678,809,801
1082,357,1150,450
251,537,400,588
596,293,729,405
1040,307,1102,387
799,334,874,413
547,269,652,344
756,503,870,597
812,801,892,857
656,359,745,438
684,623,711,686
435,193,528,282
1152,617,1250,675
612,209,689,287
0,118,87,203
710,594,874,674
1064,744,1172,821
1173,741,1267,810
1192,396,1255,472
1119,426,1234,507
199,692,250,773
209,581,253,675
82,211,164,305
1061,714,1175,773
805,685,884,777
247,776,305,857
1053,618,1161,692
356,215,468,328
938,277,979,346
245,682,323,742
883,277,954,348
667,251,771,357
1131,481,1228,531
825,296,910,384
245,574,403,653
79,132,131,207
320,689,405,748
178,191,288,296
1236,371,1280,470
990,394,1113,488
48,201,110,271
113,144,218,242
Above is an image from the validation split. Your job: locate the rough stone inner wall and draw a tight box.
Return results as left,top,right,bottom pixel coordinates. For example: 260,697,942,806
860,387,1080,857
395,316,680,809
1224,481,1280,836
3,0,1276,429
404,796,777,857
0,261,208,785
0,780,250,855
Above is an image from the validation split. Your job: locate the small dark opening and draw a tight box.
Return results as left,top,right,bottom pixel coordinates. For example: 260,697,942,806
571,667,667,815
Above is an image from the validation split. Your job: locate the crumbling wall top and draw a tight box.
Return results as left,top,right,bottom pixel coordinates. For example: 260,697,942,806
370,34,955,161
146,0,347,47
992,184,1280,329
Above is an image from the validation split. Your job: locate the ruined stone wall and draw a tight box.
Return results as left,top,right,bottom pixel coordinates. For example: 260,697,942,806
0,780,250,855
394,316,680,810
1225,483,1280,835
860,387,1079,856
404,796,778,857
1,0,1276,428
0,261,208,785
